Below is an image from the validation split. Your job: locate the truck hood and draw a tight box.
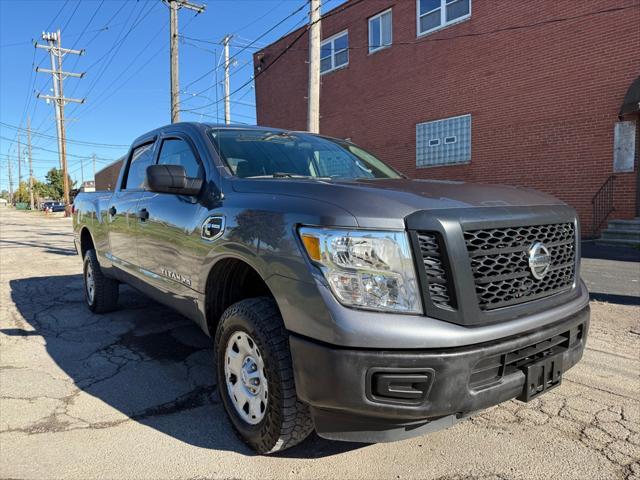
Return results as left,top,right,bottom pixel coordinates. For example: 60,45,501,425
231,178,565,229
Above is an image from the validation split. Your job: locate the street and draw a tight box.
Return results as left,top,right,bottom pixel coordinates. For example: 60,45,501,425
1,208,639,480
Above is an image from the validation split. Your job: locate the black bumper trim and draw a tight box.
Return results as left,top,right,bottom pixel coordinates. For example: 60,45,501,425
290,304,589,441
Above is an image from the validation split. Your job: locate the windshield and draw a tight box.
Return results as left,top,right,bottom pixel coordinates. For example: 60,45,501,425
209,129,402,180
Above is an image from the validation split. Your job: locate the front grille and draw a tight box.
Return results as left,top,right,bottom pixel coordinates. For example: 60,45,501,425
464,223,576,310
416,232,454,309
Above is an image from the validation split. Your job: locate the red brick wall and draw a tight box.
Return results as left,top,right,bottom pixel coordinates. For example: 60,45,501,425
254,0,640,235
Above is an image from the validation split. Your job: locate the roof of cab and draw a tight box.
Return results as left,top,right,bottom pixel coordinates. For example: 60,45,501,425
131,122,292,145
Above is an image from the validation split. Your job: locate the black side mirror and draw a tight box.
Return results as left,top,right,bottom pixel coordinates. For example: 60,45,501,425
146,164,202,196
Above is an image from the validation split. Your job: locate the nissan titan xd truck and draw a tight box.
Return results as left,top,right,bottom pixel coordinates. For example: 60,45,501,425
73,123,589,454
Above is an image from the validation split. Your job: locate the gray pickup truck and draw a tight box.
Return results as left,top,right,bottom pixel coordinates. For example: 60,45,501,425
73,122,589,454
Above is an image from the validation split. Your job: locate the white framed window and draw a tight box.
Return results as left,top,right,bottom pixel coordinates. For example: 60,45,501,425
417,0,471,37
320,30,349,74
368,8,392,53
416,114,471,167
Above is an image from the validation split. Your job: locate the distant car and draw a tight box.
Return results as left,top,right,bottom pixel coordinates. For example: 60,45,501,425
43,202,65,212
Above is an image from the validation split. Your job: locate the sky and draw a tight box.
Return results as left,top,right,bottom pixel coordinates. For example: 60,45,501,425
0,0,346,191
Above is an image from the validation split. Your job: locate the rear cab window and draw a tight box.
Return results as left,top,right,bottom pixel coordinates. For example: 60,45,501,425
122,142,155,190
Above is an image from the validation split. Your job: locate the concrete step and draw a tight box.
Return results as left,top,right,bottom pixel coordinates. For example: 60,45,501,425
595,238,640,248
601,229,640,240
607,218,640,231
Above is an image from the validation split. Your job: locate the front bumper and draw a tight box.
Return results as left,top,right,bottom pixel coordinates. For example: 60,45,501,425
290,303,589,443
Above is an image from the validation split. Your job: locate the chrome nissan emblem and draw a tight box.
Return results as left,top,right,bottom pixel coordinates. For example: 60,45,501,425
528,242,551,280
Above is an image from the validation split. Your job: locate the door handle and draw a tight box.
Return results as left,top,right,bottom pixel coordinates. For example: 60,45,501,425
136,208,149,221
108,206,117,216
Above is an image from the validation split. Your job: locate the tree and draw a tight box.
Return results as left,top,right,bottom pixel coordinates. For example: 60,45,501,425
32,180,52,202
44,168,75,201
0,190,8,201
13,181,29,203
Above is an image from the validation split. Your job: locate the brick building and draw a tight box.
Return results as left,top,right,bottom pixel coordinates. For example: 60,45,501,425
254,0,640,236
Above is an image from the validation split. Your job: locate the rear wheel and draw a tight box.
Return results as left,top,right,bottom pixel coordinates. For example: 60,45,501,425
215,297,313,454
83,249,119,313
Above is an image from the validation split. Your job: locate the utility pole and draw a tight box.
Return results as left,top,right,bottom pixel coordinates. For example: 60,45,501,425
17,135,22,189
166,0,206,123
223,34,231,125
80,157,84,184
27,116,34,210
35,30,85,216
7,153,13,204
92,153,96,180
308,0,321,133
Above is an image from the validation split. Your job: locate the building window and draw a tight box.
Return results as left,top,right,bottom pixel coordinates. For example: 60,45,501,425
416,114,471,167
369,9,392,53
321,30,349,74
417,0,471,36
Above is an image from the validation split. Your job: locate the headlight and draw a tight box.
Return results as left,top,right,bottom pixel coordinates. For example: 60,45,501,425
298,227,422,314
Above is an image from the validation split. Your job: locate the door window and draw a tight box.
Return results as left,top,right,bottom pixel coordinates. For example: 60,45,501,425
157,138,203,178
123,142,155,190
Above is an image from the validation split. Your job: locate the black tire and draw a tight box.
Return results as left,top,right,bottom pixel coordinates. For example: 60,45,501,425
215,297,313,454
83,249,119,313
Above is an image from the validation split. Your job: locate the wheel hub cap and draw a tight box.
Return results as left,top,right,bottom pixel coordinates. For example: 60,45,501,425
85,263,95,304
224,331,268,425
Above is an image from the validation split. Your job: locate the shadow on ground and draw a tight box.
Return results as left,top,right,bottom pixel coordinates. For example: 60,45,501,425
6,274,364,459
581,242,640,262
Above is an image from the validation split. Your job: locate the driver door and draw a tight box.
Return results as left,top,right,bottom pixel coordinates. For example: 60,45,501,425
136,134,210,295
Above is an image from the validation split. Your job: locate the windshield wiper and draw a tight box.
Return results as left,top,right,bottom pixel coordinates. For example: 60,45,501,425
246,172,303,179
245,173,331,180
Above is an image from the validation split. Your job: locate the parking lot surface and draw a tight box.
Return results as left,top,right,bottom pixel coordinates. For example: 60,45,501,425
1,208,639,480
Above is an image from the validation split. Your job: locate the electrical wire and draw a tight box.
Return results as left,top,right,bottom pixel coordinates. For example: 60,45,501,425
182,0,636,114
0,122,129,148
180,0,310,93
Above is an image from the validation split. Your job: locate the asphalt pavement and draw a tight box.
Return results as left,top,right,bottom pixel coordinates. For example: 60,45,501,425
1,208,639,480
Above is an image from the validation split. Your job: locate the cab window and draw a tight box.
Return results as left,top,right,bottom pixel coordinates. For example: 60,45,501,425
123,142,155,190
157,138,203,179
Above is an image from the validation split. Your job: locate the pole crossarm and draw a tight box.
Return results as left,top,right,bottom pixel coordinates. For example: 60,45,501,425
36,94,86,104
165,0,206,123
35,42,84,56
165,0,206,14
34,29,85,216
35,67,85,78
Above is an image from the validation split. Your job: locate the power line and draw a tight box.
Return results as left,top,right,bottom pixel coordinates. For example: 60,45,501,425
45,0,70,32
30,3,131,144
75,11,200,122
182,0,636,114
0,122,129,148
180,1,309,95
0,136,115,162
66,0,155,118
60,0,82,32
230,0,289,37
181,0,339,114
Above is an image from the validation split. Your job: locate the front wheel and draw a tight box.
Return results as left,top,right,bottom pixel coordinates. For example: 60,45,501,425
215,297,313,454
83,249,119,313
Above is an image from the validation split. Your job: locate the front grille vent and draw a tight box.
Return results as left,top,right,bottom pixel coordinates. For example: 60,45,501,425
469,324,584,389
464,223,576,310
416,232,454,309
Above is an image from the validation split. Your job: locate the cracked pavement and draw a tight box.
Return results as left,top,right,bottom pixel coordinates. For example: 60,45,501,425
1,208,639,480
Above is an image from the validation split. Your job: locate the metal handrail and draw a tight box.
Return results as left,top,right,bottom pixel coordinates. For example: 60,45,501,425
591,174,615,234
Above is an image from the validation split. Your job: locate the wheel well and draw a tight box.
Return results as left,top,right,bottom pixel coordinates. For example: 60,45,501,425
205,258,273,336
80,228,95,258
